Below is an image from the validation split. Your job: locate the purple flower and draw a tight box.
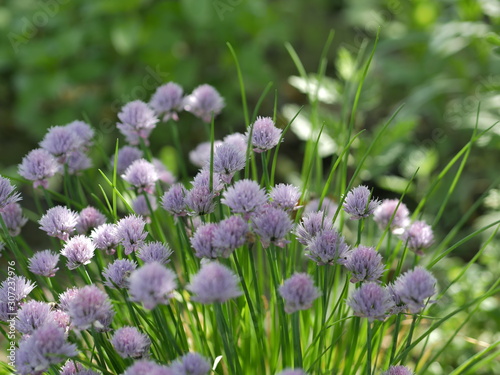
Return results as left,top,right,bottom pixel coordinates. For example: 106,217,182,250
381,366,415,375
0,276,35,303
123,360,174,375
295,211,332,245
66,150,92,174
190,223,219,259
58,287,79,312
133,194,158,217
343,185,380,220
60,360,101,375
185,186,216,216
150,82,184,121
184,84,225,123
187,262,242,304
67,285,114,330
61,235,95,270
18,148,60,188
52,310,71,330
252,206,293,248
113,146,144,175
138,242,173,264
28,250,60,277
213,142,246,184
66,120,94,149
1,202,27,236
387,284,408,315
191,169,224,193
171,352,211,375
223,132,248,154
0,176,21,212
189,141,223,168
304,198,338,220
347,282,394,322
161,184,188,217
248,116,282,153
277,370,308,375
117,100,159,145
393,267,437,313
402,220,434,255
91,223,119,255
102,259,137,289
212,215,249,256
76,206,107,235
128,262,177,310
306,228,350,265
153,158,176,185
221,179,268,217
40,125,82,161
111,326,151,359
115,215,148,255
269,183,301,211
373,199,410,233
345,246,385,283
16,300,54,335
279,273,320,314
122,159,159,194
39,205,78,241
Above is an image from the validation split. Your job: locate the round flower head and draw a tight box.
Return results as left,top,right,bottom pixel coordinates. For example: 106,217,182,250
18,148,60,188
76,206,106,235
345,246,385,283
58,287,79,312
102,259,137,289
67,285,114,330
381,366,415,375
1,202,27,236
61,235,95,270
152,158,176,185
277,370,308,375
373,199,410,233
184,84,225,122
0,275,35,303
66,120,94,149
304,197,338,220
213,142,246,184
252,206,294,248
187,262,242,304
0,176,21,212
162,183,188,217
305,228,350,265
171,352,212,375
150,82,184,121
122,159,159,194
66,150,92,175
40,125,82,161
111,326,151,359
91,223,119,255
248,116,282,153
128,262,177,310
60,360,101,375
115,215,148,255
39,205,78,241
117,100,159,145
295,211,333,245
16,300,54,335
402,220,434,255
343,185,380,220
28,250,60,277
190,223,219,259
123,360,174,375
138,241,173,264
270,183,301,211
133,194,158,217
52,309,70,330
113,146,143,175
393,267,437,313
387,284,408,315
221,179,268,218
223,132,248,153
189,140,223,168
347,282,394,322
212,215,249,257
185,186,216,216
279,273,320,314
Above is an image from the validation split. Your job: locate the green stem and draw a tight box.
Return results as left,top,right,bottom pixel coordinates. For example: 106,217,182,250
367,322,373,375
293,312,303,368
400,314,417,364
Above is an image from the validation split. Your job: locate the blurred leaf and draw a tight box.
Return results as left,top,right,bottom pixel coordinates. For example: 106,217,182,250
375,175,414,194
111,17,141,55
287,75,340,104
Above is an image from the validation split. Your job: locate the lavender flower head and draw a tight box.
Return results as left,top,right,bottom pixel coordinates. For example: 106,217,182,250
40,125,82,161
0,176,21,212
373,199,410,233
187,262,242,304
393,267,437,313
153,158,176,185
58,287,79,312
66,120,94,149
213,142,246,184
76,206,106,235
347,282,394,322
60,361,101,375
343,185,380,220
345,246,385,283
252,206,294,248
189,140,223,168
1,202,27,236
117,100,159,145
304,197,338,220
221,179,267,217
150,82,184,121
171,352,212,375
128,262,177,310
402,220,434,255
52,309,70,330
248,116,282,153
18,148,59,188
67,285,114,330
223,132,248,153
102,259,137,289
190,223,219,259
115,215,148,255
111,326,151,359
381,366,415,375
122,159,159,194
277,370,308,375
279,273,320,314
91,223,119,255
0,276,35,303
39,205,78,241
270,183,301,211
212,215,249,256
61,235,95,270
185,186,216,216
191,169,225,193
295,211,332,245
138,241,173,264
133,194,158,218
123,360,174,375
184,84,225,122
162,184,188,217
113,146,143,175
66,150,92,175
28,250,60,277
16,300,54,335
306,228,350,266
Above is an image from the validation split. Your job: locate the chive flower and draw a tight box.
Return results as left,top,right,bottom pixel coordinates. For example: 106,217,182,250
150,82,184,121
117,100,159,145
248,116,282,153
402,220,434,255
111,326,151,359
279,273,320,314
343,185,380,220
61,235,95,270
347,282,394,322
102,259,137,289
305,228,349,266
39,205,78,241
183,84,225,122
18,148,60,188
170,352,212,375
1,202,27,236
0,176,21,212
392,267,437,313
28,250,60,277
345,246,385,283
